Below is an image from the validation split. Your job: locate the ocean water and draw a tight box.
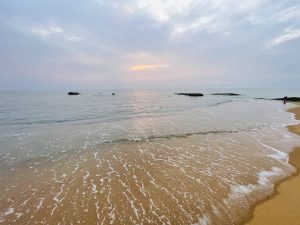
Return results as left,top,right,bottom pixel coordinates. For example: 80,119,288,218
0,89,299,224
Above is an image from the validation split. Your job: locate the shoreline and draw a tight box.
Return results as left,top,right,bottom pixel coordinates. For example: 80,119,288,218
1,100,299,224
244,103,300,225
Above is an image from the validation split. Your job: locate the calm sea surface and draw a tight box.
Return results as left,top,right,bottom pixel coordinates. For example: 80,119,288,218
0,88,299,224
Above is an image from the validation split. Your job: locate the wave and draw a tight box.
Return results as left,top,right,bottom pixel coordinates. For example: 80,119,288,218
0,125,266,168
95,125,266,145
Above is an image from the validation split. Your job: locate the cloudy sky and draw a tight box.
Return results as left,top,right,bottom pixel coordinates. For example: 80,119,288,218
0,0,299,90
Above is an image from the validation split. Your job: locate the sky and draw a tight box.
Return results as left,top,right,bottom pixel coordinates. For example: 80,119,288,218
0,0,299,90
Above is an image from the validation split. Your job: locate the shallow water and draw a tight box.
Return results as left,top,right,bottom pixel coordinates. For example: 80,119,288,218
0,89,299,224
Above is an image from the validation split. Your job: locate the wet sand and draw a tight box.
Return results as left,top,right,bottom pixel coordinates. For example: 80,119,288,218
246,104,300,225
1,102,299,225
0,128,295,225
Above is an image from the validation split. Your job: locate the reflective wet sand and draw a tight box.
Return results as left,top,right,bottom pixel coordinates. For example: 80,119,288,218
0,128,296,225
246,104,300,225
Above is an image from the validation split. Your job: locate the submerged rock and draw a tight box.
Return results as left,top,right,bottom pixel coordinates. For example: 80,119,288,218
272,97,300,102
175,93,204,97
254,97,300,102
68,92,80,95
211,93,241,96
112,93,115,95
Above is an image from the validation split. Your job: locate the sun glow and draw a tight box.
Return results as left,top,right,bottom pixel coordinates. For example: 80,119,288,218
129,64,169,71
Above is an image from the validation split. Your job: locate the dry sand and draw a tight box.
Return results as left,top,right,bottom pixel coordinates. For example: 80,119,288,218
246,104,300,225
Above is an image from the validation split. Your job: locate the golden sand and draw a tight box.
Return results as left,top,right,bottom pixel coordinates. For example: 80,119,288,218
1,129,294,225
246,104,300,225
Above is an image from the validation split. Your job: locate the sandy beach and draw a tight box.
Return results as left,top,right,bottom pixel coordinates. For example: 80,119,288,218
246,103,300,225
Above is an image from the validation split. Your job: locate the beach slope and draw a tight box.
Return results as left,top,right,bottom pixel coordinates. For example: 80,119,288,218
246,104,300,225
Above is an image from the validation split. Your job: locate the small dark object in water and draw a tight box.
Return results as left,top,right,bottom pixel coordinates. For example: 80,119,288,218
254,98,267,100
175,93,204,97
211,93,241,96
272,97,300,102
112,93,115,95
68,92,80,95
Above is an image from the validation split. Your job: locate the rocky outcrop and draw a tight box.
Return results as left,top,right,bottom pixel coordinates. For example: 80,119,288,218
272,97,300,102
175,93,204,97
211,93,241,96
254,97,300,102
68,92,80,95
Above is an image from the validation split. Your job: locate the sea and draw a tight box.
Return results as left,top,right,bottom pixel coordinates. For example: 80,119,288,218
0,88,299,224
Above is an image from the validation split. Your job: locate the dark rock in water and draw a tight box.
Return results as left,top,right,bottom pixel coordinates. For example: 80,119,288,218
272,97,300,102
112,93,115,95
175,93,204,97
68,92,80,95
211,93,241,96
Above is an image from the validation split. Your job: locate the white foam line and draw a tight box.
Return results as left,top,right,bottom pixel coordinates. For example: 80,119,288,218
245,132,288,163
119,179,140,220
264,100,299,127
224,166,284,206
258,167,284,186
83,170,90,186
148,198,161,222
51,184,65,215
72,164,80,174
12,212,23,222
122,162,129,172
36,198,44,210
288,107,300,126
197,214,211,225
92,183,98,194
93,152,98,159
95,200,101,222
20,198,31,207
149,176,191,221
0,207,14,217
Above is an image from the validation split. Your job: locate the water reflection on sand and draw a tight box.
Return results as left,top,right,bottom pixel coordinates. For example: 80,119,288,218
0,127,297,225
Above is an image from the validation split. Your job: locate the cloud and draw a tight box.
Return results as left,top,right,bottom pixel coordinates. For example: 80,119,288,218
277,5,300,22
113,0,273,38
171,15,230,37
129,64,169,71
1,0,300,89
136,0,195,22
30,26,63,36
30,25,82,42
266,28,300,48
73,52,108,65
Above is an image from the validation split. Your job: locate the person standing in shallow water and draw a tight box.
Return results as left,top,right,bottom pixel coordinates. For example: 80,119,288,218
283,96,288,104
